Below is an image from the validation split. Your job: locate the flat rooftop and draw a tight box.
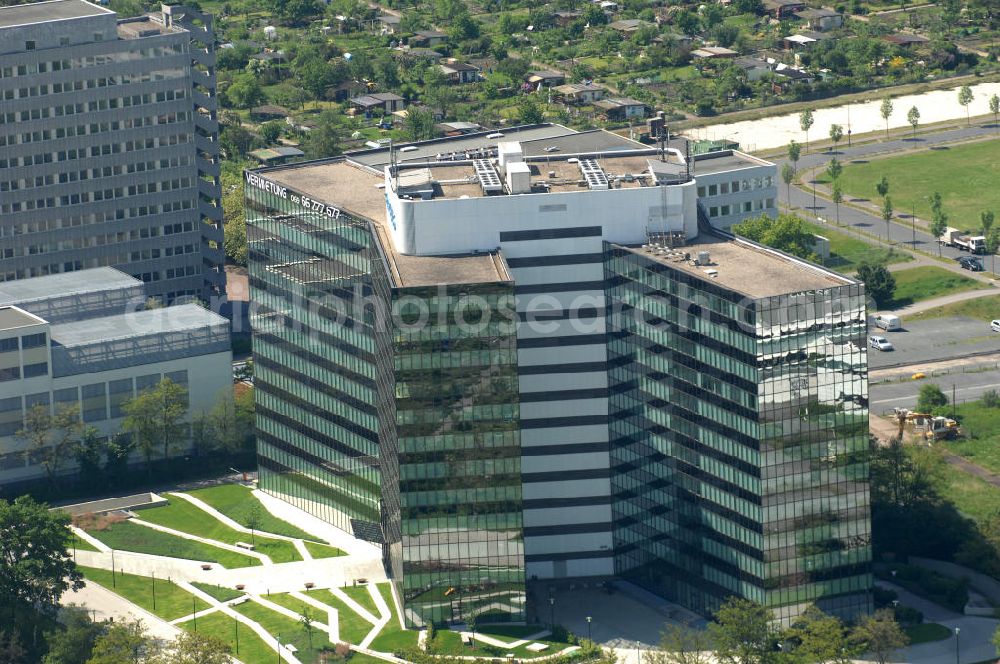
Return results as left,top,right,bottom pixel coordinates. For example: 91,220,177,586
117,16,178,37
0,306,46,331
262,161,509,288
347,125,636,169
50,304,228,347
692,150,772,175
0,267,140,307
617,233,853,298
0,0,112,28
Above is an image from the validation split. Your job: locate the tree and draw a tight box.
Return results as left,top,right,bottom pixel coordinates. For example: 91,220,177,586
828,123,843,152
881,196,894,241
425,84,458,120
74,427,106,494
0,497,82,634
781,162,795,206
917,383,949,413
787,140,801,166
875,175,890,200
851,609,908,664
958,84,974,126
43,607,104,664
225,73,264,109
708,597,776,664
786,606,857,664
403,106,435,142
987,228,1000,275
0,631,27,664
517,95,544,124
826,157,842,182
120,378,188,474
154,631,230,664
645,623,713,664
17,402,83,486
204,392,255,455
929,191,949,255
880,97,893,137
299,608,315,651
799,109,814,152
732,213,819,261
86,620,158,664
303,110,341,159
259,121,283,144
856,261,896,308
907,105,920,138
244,504,262,547
990,93,1000,130
981,210,995,238
223,185,247,266
832,180,843,226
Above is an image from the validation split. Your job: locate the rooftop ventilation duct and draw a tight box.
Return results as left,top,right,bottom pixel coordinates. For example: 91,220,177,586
474,159,502,194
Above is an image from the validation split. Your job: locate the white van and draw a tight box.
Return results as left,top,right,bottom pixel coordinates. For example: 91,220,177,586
874,314,902,331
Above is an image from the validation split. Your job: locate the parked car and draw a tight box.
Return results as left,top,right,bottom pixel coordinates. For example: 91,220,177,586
991,320,1000,332
869,335,894,351
958,256,984,271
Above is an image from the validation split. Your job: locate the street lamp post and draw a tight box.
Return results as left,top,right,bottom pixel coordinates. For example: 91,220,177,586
111,550,116,588
549,597,555,630
955,627,960,664
586,616,592,642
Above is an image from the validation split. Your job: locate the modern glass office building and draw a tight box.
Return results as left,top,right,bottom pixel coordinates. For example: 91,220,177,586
246,125,870,626
606,238,871,624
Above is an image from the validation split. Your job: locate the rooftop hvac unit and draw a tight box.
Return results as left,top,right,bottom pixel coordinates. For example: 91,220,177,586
696,250,711,266
497,141,523,169
578,159,609,190
506,161,532,194
474,159,502,194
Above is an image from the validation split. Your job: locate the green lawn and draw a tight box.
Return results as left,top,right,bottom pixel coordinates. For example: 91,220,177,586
936,455,1000,522
69,532,99,553
266,593,325,624
368,584,419,653
341,585,380,619
302,540,346,559
80,566,208,621
186,484,321,541
830,138,1000,229
83,520,259,568
137,497,302,563
909,294,1000,322
310,590,376,644
233,600,331,664
905,622,953,644
191,581,246,603
886,266,984,308
477,624,549,640
801,221,913,274
944,400,1000,476
181,610,275,664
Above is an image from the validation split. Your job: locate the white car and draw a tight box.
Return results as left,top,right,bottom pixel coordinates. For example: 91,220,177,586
869,335,894,351
992,320,1000,332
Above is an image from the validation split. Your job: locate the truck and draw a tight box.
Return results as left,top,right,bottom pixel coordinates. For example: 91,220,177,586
938,227,986,254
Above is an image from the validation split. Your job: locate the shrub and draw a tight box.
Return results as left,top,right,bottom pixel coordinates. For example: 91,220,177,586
983,389,1000,408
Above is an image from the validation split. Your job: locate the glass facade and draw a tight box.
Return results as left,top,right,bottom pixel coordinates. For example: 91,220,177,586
245,182,390,542
394,284,525,626
605,243,872,624
246,172,526,627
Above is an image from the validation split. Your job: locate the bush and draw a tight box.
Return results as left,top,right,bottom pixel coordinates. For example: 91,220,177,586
983,389,1000,408
916,384,948,414
894,605,924,625
881,564,968,613
873,586,898,608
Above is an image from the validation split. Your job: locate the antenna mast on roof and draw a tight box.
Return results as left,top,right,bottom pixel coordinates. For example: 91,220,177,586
388,139,398,191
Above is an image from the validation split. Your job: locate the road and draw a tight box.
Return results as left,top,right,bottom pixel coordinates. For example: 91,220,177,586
775,123,1000,267
870,365,1000,412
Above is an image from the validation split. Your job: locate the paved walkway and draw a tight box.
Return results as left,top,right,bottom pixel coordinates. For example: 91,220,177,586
60,581,181,641
889,287,998,317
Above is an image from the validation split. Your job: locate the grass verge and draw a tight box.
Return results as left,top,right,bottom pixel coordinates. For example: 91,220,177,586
368,584,419,653
341,585,380,619
80,566,208,621
302,540,346,559
69,532,99,553
187,484,321,541
310,590,376,645
181,610,274,664
84,520,259,568
191,581,246,603
800,221,913,274
905,622,953,644
886,266,984,308
908,294,1000,322
233,600,331,664
138,497,302,564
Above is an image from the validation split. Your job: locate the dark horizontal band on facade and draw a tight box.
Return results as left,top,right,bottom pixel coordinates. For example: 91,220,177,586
525,549,612,563
505,253,605,268
516,306,605,321
514,280,606,295
520,442,609,456
517,361,608,375
522,495,612,509
516,333,607,349
499,226,602,242
520,414,609,430
521,467,610,483
523,522,612,537
519,387,609,402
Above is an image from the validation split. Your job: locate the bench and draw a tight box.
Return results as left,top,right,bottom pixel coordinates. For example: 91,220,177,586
235,542,256,551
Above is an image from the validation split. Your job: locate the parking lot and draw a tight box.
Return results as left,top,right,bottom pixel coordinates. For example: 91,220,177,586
868,316,1000,368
